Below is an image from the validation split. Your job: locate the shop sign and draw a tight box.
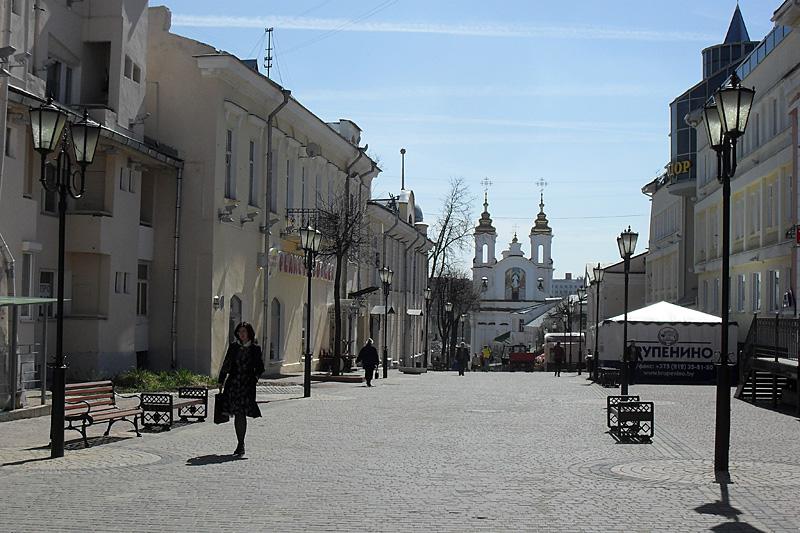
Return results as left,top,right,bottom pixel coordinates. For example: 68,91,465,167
277,251,334,282
665,160,692,177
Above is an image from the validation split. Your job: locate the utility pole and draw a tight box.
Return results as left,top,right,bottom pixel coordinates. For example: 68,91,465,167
264,28,274,79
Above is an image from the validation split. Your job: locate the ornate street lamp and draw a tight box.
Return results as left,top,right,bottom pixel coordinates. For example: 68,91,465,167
380,266,394,378
29,102,101,459
423,287,432,368
700,73,754,473
299,225,323,398
577,286,586,376
592,263,605,381
445,301,453,368
617,225,638,396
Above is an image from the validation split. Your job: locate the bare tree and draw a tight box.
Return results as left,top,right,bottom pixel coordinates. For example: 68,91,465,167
432,266,480,366
316,189,369,375
427,177,475,283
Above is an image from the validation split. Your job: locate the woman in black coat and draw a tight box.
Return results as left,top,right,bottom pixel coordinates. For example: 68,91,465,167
218,322,265,456
356,338,380,387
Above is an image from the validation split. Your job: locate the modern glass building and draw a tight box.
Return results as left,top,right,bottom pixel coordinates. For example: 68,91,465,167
667,5,758,193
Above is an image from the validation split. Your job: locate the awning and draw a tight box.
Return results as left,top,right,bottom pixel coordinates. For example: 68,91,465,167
406,309,423,316
370,305,396,315
494,331,511,343
0,297,60,306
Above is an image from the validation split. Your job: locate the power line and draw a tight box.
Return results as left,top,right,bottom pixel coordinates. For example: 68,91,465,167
295,0,333,17
281,0,399,56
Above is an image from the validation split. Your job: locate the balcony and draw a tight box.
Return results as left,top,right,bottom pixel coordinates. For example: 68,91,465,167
65,214,116,255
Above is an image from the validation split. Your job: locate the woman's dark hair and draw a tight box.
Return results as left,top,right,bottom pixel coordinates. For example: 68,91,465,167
234,322,258,344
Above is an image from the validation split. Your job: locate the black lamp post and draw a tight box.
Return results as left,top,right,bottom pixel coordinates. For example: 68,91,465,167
445,301,453,367
617,225,638,396
577,286,586,376
592,263,605,381
380,266,394,378
460,313,467,343
700,73,754,473
423,287,432,368
299,225,323,398
29,101,101,459
562,305,572,371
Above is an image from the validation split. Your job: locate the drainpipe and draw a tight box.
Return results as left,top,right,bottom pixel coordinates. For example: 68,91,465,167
354,158,377,289
381,213,400,368
263,89,290,365
0,0,16,408
403,232,421,366
170,165,183,369
341,145,366,303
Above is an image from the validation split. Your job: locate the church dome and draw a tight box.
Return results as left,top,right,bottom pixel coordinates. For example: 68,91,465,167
475,192,496,234
531,193,552,235
414,204,423,222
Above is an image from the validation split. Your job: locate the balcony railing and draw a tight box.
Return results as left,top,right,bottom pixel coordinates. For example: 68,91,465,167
283,208,319,237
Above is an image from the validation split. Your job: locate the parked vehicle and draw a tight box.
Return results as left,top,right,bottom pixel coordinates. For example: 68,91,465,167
508,344,538,372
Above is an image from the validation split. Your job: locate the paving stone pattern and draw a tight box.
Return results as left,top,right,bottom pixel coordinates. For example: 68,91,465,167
1,371,799,532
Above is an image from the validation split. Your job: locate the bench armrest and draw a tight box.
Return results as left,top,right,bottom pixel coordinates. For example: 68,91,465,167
64,398,91,417
115,392,143,409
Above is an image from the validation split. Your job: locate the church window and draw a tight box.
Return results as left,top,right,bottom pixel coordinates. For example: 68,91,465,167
536,244,543,263
481,243,488,263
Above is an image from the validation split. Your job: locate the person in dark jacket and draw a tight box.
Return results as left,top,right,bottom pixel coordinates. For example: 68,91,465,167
218,322,265,456
626,340,643,385
552,342,565,377
356,338,380,386
456,342,470,376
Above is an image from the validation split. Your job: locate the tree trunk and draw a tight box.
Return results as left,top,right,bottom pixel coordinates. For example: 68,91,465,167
332,253,343,376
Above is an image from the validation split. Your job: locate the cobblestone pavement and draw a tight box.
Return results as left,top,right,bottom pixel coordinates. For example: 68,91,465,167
2,371,800,532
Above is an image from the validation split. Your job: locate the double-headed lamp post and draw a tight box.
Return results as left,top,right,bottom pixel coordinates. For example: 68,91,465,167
380,266,394,378
617,225,638,396
445,301,453,367
29,101,101,459
562,305,572,370
700,72,754,473
577,286,586,376
592,263,605,381
423,287,432,368
299,225,323,398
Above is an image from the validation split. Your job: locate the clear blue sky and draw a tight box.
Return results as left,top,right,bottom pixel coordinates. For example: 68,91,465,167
156,0,778,277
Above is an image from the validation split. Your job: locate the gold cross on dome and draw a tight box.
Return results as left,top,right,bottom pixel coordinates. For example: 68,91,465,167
535,178,548,194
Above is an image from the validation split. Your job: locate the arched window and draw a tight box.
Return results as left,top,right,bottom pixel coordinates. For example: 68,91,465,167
482,243,488,263
536,244,544,263
270,298,282,360
228,295,242,344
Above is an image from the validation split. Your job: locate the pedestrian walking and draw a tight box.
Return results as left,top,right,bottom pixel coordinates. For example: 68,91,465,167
217,322,265,457
481,345,491,372
456,342,469,376
356,338,380,387
626,340,643,385
553,341,565,377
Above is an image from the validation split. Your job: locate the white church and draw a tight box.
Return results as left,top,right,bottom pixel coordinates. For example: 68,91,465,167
469,192,562,352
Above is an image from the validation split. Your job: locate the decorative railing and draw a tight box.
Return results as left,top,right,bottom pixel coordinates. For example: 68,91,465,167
739,314,800,383
283,208,319,237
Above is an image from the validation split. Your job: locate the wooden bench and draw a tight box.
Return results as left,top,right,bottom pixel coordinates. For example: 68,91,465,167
599,367,620,387
65,381,143,446
606,395,654,442
140,387,208,430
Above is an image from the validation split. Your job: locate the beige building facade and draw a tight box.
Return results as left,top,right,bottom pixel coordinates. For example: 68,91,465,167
693,19,798,339
147,7,380,376
0,0,183,395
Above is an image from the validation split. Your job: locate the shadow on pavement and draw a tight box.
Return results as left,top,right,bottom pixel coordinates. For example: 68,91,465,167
186,454,247,466
697,472,765,532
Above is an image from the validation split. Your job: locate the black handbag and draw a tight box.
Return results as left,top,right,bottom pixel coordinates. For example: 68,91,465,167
214,392,229,424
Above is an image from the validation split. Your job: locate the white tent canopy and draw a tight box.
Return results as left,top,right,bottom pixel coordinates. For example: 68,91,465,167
605,301,724,324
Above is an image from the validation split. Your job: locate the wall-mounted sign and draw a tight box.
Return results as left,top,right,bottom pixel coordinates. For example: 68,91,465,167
277,251,334,282
665,160,692,177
